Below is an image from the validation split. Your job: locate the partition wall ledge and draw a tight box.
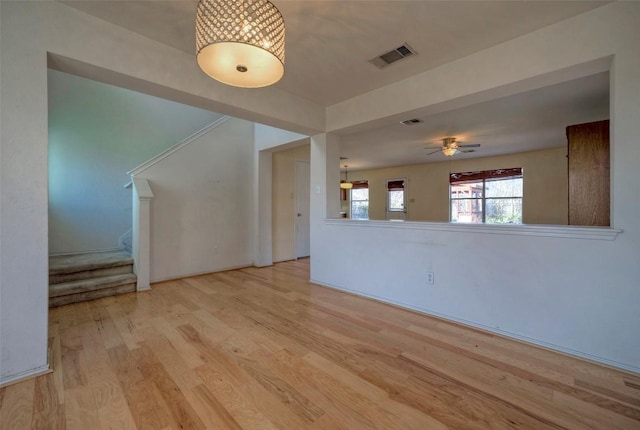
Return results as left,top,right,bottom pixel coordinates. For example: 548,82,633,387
324,219,622,241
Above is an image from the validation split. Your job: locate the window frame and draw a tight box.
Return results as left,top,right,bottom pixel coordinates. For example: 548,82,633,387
349,180,369,220
450,168,523,224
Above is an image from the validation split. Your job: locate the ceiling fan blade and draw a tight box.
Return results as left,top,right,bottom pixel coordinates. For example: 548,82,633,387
426,149,442,156
458,144,481,148
460,149,476,153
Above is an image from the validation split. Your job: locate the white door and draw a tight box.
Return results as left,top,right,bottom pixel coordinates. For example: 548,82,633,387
385,178,407,220
295,161,311,258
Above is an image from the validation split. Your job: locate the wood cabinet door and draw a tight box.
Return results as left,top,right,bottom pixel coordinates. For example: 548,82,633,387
567,119,610,226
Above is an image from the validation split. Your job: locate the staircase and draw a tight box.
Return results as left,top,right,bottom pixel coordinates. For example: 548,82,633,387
49,250,137,307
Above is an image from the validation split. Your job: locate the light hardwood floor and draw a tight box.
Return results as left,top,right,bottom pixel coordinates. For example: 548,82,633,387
1,259,639,429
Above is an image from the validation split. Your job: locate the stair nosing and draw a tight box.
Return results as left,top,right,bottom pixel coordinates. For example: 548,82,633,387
49,259,134,276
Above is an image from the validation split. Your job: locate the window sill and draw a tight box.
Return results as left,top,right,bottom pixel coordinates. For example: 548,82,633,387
324,219,621,241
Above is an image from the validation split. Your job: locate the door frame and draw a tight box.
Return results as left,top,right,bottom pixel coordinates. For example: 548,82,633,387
294,160,311,259
385,177,408,220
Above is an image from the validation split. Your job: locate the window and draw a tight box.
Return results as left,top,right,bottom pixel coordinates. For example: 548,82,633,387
350,180,369,220
450,168,523,224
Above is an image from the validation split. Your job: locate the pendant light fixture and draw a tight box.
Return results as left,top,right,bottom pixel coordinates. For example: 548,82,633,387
196,0,285,88
340,165,353,189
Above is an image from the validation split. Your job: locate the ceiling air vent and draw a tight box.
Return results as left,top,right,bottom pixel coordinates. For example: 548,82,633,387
370,43,416,69
401,118,423,126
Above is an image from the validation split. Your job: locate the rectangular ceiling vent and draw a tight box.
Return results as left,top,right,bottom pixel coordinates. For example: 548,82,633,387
370,44,416,69
401,118,423,126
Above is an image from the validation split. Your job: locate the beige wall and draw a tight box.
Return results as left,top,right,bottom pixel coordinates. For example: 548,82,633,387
272,144,311,262
346,146,568,225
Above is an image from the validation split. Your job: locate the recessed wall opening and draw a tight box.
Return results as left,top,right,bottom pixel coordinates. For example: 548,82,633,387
337,68,611,227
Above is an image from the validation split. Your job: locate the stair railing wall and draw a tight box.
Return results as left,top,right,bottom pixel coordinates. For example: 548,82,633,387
132,178,153,291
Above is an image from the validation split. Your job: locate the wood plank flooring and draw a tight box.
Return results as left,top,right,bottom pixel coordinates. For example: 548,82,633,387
2,259,639,429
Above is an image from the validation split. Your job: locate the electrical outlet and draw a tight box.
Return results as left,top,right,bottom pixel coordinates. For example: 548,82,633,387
427,272,434,285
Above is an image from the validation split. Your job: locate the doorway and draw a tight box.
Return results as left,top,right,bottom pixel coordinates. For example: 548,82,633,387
385,178,407,220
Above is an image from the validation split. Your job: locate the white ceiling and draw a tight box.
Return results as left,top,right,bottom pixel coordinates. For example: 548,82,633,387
58,1,611,169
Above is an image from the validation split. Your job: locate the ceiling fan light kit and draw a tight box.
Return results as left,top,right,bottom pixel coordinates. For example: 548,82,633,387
442,146,458,156
442,137,459,156
196,0,285,88
426,137,481,157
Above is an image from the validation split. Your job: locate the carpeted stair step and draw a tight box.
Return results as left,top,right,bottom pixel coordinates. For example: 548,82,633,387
49,273,137,307
49,250,133,284
50,264,134,284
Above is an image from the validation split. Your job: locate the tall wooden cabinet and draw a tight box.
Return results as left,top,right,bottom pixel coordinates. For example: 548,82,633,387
567,119,610,226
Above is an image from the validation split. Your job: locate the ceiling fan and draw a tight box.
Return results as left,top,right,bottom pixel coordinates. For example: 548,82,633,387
426,137,481,157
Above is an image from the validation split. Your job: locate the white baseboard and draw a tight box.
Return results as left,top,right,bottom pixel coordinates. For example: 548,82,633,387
0,364,51,388
151,262,253,284
136,284,152,292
